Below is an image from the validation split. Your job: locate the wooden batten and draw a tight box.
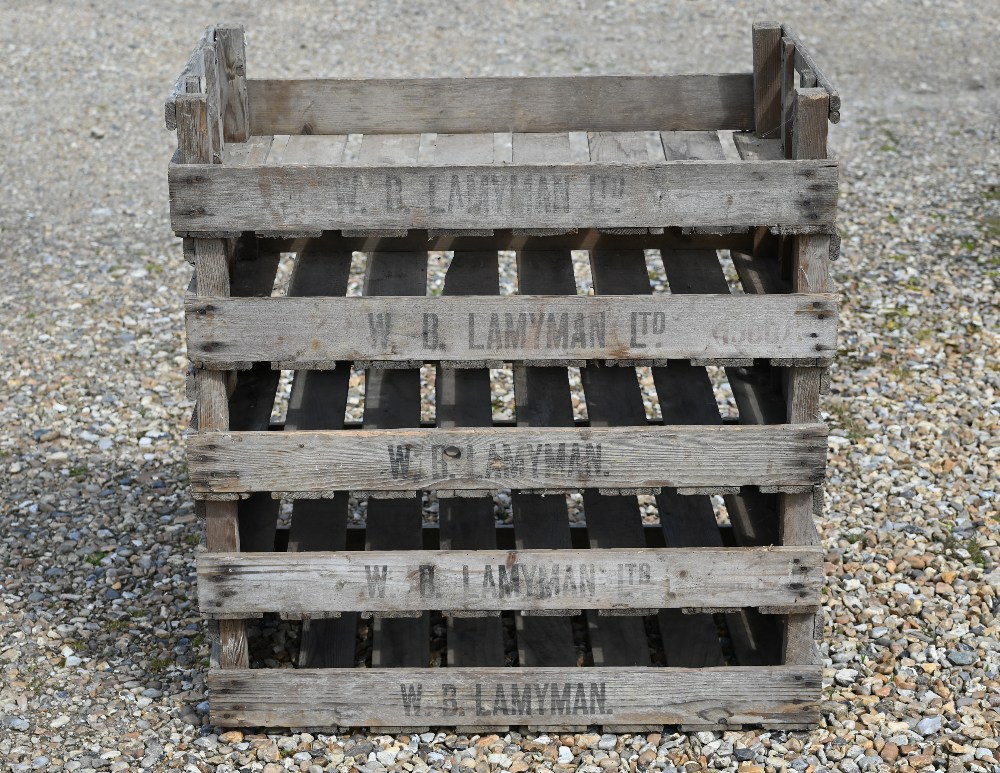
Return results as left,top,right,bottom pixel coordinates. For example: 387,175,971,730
186,424,827,496
166,20,838,731
198,546,822,617
208,666,821,728
246,74,755,135
168,159,837,235
184,292,840,369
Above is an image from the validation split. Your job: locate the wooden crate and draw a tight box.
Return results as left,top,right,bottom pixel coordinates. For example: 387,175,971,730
167,21,839,731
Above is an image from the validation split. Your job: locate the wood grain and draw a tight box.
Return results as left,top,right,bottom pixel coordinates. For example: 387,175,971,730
185,293,839,368
187,424,827,495
781,24,841,122
198,546,822,616
207,665,820,728
164,27,211,130
246,75,755,135
214,25,249,143
752,22,783,139
168,159,838,234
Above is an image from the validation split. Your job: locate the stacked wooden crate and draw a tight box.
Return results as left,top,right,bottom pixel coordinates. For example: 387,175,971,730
167,21,839,730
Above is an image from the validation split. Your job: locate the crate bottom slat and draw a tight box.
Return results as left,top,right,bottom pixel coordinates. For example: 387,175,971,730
207,665,820,730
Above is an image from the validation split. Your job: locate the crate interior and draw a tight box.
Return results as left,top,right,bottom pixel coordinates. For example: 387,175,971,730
209,233,794,676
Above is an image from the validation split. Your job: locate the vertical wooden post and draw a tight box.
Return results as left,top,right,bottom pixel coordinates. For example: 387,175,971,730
781,84,831,667
214,24,250,143
779,38,797,158
752,22,782,139
176,90,248,671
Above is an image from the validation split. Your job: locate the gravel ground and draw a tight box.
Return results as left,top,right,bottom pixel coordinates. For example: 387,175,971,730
1,1,998,771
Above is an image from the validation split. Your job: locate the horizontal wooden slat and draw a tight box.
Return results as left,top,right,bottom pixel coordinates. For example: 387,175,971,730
257,229,755,253
168,160,838,234
187,424,826,496
186,293,839,369
198,546,821,616
246,75,755,135
165,27,212,130
207,665,820,728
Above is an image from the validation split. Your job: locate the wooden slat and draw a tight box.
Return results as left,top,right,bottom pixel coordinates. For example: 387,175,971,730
433,133,495,165
780,24,841,122
168,159,838,234
214,25,249,143
780,82,831,668
282,134,348,164
165,27,212,130
257,228,754,254
198,546,821,616
362,248,430,668
510,250,578,671
174,96,212,165
188,423,827,496
660,247,786,666
513,133,573,164
208,665,820,728
228,241,282,553
437,251,505,668
192,237,248,671
587,132,648,163
752,22,783,139
246,74,755,135
359,133,423,164
282,236,357,668
185,293,839,369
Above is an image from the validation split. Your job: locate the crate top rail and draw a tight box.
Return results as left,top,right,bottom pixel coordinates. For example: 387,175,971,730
166,23,839,237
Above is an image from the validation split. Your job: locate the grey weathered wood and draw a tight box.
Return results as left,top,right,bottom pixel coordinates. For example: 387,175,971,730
197,546,821,616
588,132,647,163
282,134,348,164
168,159,838,234
362,248,430,667
780,39,797,158
359,133,423,164
207,665,820,728
432,133,495,165
192,237,247,670
793,88,830,163
184,293,839,369
753,22,783,139
514,133,573,163
200,43,223,164
656,245,783,667
264,135,290,165
581,250,656,666
246,74,755,135
214,25,249,142
511,250,578,669
174,96,212,165
259,228,754,253
165,27,212,130
188,423,827,496
732,132,783,161
280,236,357,668
780,24,840,122
228,238,282,552
437,251,506,667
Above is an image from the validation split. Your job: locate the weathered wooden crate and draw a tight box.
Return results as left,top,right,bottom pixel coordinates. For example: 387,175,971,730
168,21,839,731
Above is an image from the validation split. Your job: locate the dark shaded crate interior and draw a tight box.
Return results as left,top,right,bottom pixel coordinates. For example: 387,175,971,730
204,231,796,679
